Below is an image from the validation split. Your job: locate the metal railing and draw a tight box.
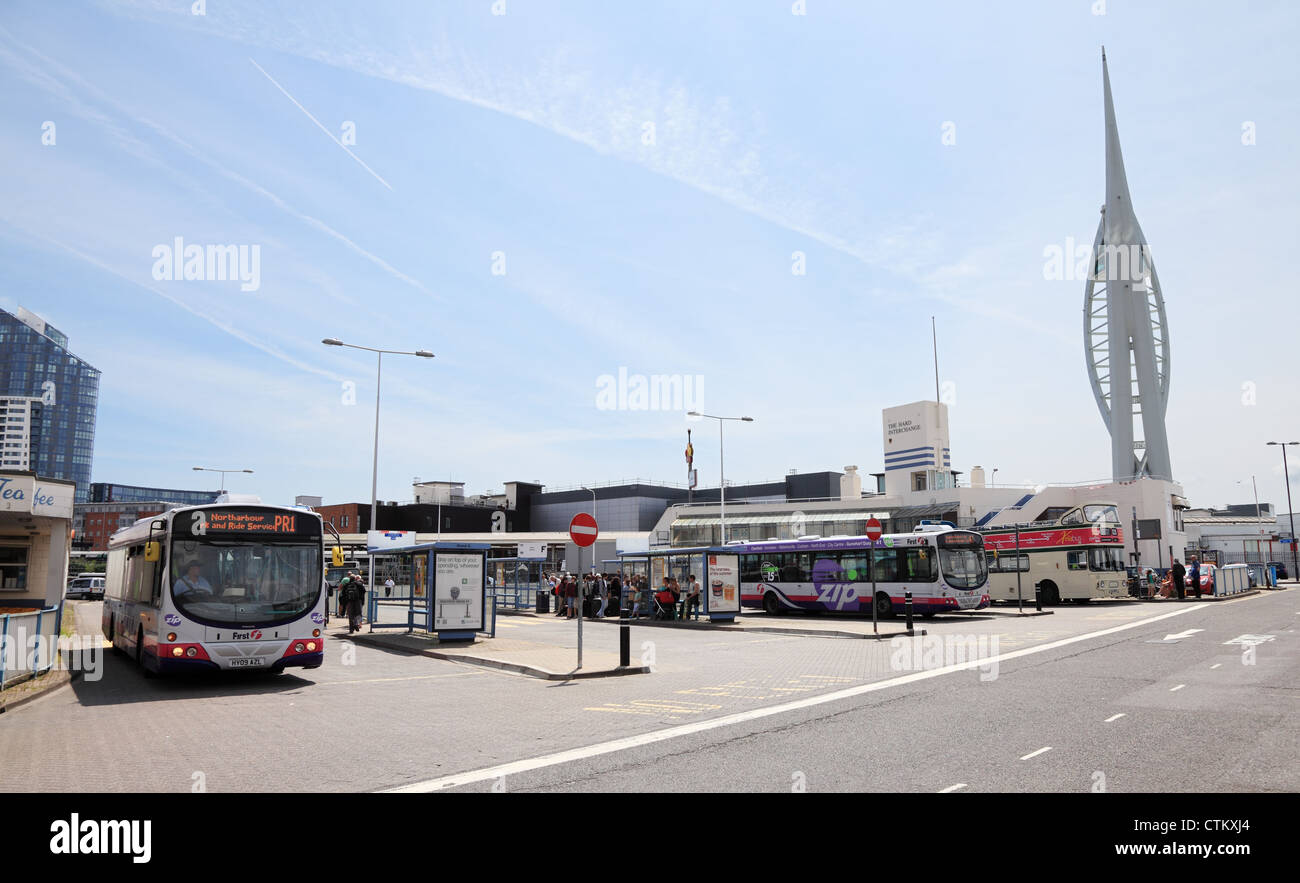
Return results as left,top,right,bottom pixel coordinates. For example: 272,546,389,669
0,604,63,691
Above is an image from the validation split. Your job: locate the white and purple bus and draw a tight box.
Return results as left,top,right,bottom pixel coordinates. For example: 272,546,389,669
738,528,989,617
102,498,326,675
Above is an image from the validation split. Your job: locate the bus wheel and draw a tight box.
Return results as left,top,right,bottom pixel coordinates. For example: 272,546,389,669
875,592,893,618
1040,582,1061,606
108,616,124,655
763,592,781,616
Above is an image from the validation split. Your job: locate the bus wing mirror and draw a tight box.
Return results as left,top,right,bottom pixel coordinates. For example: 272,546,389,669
331,546,345,567
144,541,161,562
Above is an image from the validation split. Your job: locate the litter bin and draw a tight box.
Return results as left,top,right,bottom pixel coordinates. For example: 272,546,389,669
536,590,550,614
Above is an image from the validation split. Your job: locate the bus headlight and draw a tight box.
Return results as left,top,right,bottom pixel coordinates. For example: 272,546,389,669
167,632,177,642
312,629,320,637
294,643,305,653
185,647,197,657
172,647,184,657
306,641,317,652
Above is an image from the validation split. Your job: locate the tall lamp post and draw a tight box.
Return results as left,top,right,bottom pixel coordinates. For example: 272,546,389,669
192,466,253,494
323,338,434,612
687,412,754,545
1266,441,1299,581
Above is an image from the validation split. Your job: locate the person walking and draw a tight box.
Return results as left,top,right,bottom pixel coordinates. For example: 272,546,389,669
1171,559,1186,602
343,575,365,633
384,576,394,599
594,572,608,618
1188,556,1202,599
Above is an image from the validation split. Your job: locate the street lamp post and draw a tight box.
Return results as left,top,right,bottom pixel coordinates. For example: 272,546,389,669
323,338,434,621
687,412,754,545
1266,441,1299,581
580,486,596,573
192,466,253,495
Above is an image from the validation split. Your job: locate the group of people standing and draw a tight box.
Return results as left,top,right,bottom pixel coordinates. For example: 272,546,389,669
544,571,703,620
1166,557,1203,600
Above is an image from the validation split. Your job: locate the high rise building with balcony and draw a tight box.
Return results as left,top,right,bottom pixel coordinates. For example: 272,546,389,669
0,306,101,502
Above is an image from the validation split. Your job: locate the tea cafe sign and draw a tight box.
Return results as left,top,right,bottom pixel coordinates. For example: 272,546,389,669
0,473,75,519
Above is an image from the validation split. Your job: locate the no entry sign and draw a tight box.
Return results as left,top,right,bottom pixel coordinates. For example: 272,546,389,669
865,517,882,542
569,512,599,547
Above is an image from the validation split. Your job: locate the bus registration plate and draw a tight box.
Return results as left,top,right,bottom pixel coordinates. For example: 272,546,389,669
957,594,982,609
229,657,266,668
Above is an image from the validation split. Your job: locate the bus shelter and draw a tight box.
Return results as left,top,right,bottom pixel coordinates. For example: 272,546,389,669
366,542,490,640
616,546,742,623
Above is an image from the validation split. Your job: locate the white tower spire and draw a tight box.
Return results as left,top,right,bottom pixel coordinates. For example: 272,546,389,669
1084,48,1173,482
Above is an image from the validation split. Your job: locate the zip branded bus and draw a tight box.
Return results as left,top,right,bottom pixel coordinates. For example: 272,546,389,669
102,499,327,674
738,527,989,617
980,503,1125,604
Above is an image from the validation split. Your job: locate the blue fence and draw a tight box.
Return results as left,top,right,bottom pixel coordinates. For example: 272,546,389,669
0,603,63,690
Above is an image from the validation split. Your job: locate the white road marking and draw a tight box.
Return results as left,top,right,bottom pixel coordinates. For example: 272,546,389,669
1104,713,1126,722
1162,628,1204,641
382,603,1208,793
1170,684,1186,692
939,783,967,793
1020,747,1053,761
1210,663,1222,670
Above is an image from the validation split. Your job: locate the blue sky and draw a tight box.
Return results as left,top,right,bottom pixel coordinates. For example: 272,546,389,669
1,0,1297,511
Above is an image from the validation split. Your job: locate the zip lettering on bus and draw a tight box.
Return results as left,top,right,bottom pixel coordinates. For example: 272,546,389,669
815,582,861,610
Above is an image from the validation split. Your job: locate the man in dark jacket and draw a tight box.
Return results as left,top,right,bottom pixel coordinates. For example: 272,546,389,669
1171,560,1186,601
1188,557,1202,599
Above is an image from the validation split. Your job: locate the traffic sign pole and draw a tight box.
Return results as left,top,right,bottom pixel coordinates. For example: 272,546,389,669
865,518,882,635
569,513,600,671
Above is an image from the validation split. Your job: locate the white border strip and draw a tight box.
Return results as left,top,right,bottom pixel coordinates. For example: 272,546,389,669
383,604,1207,792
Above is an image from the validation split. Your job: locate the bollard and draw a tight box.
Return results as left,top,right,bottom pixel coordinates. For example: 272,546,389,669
904,590,914,633
1033,581,1042,612
620,616,630,667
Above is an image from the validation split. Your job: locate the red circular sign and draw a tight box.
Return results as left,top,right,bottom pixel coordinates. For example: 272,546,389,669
865,518,882,541
569,512,599,547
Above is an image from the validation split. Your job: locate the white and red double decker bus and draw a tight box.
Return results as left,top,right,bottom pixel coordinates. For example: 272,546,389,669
102,498,326,674
981,503,1126,605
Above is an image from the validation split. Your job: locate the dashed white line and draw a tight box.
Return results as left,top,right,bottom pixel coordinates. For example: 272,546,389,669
1170,684,1186,692
1020,747,1053,761
1104,713,1126,723
1210,663,1222,669
939,783,967,793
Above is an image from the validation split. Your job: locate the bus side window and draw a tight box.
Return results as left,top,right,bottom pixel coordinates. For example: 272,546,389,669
1067,551,1087,571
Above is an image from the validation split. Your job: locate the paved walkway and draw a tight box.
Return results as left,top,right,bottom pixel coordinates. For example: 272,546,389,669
328,622,647,680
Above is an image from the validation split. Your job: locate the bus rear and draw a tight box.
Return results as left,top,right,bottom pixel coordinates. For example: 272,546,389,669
159,505,325,673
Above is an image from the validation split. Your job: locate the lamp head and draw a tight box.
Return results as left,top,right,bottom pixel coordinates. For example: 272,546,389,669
322,338,344,347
